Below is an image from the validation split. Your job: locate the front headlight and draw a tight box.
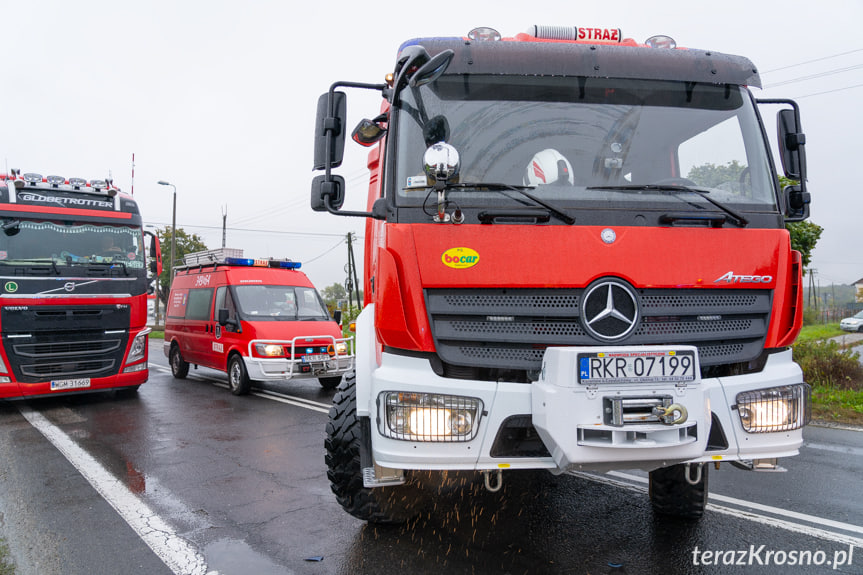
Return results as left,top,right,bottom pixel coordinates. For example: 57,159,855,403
125,329,150,364
736,384,810,433
254,343,286,357
380,392,483,442
335,341,348,355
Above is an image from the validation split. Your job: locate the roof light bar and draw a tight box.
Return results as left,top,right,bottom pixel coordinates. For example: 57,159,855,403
69,177,87,188
23,173,42,183
46,175,65,186
223,257,302,269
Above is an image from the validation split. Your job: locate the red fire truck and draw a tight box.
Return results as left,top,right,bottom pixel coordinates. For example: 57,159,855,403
312,26,811,522
0,170,161,399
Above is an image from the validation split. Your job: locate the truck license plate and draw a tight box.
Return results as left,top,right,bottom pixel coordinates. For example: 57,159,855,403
578,349,696,384
302,354,330,363
50,378,91,390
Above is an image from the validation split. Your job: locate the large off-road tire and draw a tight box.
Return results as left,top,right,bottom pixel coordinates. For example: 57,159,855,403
227,354,252,396
170,345,189,379
324,371,425,524
649,462,709,519
318,376,342,390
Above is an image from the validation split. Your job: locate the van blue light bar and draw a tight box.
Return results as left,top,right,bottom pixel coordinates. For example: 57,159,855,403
223,257,301,269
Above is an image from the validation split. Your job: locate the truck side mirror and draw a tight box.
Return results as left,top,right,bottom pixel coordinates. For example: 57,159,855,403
145,231,163,276
217,308,239,329
777,108,806,181
313,91,347,171
311,174,346,212
783,184,810,222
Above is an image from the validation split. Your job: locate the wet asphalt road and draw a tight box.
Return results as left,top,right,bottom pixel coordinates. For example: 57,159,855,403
0,340,860,575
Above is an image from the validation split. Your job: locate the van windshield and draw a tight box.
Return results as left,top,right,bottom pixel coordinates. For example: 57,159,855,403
233,285,330,321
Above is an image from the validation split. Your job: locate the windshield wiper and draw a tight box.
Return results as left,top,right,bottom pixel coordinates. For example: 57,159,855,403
0,259,62,275
587,184,748,227
440,182,575,225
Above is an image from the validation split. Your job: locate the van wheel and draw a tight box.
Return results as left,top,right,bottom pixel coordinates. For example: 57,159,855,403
649,462,708,519
318,376,342,390
325,371,426,523
170,345,189,379
228,355,252,396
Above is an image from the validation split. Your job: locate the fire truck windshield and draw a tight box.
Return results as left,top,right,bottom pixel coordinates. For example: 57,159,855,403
393,75,778,215
233,285,330,321
0,221,146,270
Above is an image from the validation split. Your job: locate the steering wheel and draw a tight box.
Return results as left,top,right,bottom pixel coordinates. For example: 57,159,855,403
653,177,698,187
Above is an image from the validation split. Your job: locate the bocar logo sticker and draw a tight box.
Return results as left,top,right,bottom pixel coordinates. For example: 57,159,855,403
442,247,480,269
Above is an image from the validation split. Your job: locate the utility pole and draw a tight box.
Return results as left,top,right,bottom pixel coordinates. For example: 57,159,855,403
221,206,227,248
345,232,360,311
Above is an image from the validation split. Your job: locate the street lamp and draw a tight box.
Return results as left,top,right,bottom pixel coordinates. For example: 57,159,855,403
157,180,177,291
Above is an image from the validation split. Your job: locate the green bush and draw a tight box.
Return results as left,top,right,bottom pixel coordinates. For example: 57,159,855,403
793,339,863,390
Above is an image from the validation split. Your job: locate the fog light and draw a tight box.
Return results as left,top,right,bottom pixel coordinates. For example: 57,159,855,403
123,362,147,374
736,384,810,433
380,392,482,442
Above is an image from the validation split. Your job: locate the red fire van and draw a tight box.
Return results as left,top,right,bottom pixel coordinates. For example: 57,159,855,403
163,253,353,395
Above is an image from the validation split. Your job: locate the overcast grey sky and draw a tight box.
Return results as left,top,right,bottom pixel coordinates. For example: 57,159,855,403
4,0,862,290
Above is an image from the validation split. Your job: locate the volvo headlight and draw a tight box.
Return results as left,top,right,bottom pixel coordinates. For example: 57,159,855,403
380,392,482,442
736,384,810,433
125,329,150,364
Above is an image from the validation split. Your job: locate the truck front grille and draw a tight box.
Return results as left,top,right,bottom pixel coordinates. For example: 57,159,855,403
426,287,771,375
1,305,131,383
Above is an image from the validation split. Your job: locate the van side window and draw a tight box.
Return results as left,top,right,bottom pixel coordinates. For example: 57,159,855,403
215,286,240,332
185,288,213,321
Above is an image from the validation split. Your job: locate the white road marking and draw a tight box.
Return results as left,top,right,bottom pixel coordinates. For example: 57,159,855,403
153,360,863,550
571,470,863,547
18,406,216,575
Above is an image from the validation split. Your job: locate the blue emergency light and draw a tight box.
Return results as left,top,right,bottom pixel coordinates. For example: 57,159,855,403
224,257,302,269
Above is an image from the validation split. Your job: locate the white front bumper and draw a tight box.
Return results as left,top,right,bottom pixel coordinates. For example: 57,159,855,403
365,347,805,473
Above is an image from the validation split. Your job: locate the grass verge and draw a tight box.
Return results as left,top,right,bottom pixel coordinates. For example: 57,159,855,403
792,327,863,427
0,539,15,575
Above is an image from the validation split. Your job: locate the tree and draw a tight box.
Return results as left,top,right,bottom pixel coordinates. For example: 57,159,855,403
320,283,347,307
687,160,747,188
155,227,208,303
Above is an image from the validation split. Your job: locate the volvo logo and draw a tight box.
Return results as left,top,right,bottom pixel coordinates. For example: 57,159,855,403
64,282,76,292
581,278,639,341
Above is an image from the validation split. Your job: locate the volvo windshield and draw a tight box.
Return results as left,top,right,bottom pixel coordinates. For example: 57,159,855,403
392,75,778,217
0,221,146,270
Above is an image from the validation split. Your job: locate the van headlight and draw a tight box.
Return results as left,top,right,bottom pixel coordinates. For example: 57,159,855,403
125,329,150,364
736,384,810,433
254,343,286,357
380,392,482,442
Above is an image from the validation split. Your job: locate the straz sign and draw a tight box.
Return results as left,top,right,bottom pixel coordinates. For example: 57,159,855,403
577,28,622,42
578,348,697,385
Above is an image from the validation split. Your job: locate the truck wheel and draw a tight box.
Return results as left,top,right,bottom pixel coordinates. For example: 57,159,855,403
324,371,425,524
227,355,252,396
170,345,189,379
649,463,708,519
318,376,342,390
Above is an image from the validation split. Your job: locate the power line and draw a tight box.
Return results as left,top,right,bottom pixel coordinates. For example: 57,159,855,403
763,63,863,89
761,48,863,74
145,221,362,240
